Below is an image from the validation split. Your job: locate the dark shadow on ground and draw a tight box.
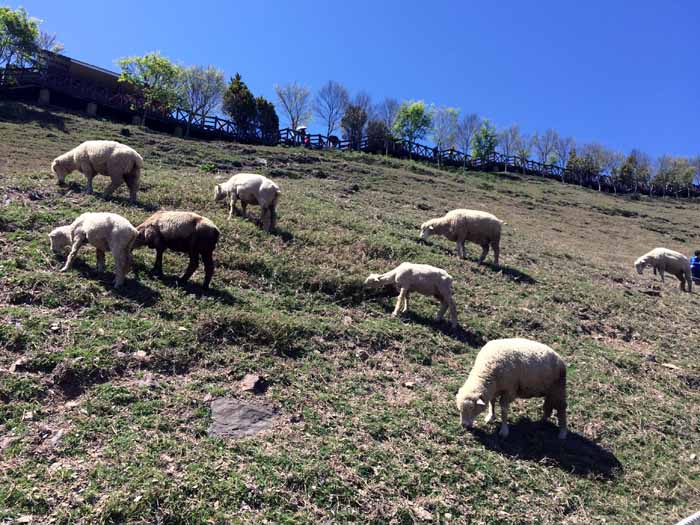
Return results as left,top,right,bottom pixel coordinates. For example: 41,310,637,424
470,418,623,479
67,259,161,307
56,182,159,211
484,264,537,285
144,270,239,306
270,226,295,243
0,101,67,132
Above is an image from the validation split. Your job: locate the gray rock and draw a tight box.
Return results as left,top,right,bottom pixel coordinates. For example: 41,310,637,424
207,398,276,438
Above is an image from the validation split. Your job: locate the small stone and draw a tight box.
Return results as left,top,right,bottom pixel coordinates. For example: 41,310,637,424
414,506,433,521
404,382,415,389
15,516,34,524
9,357,29,373
133,350,149,362
50,323,60,331
65,400,80,409
178,326,188,332
690,453,697,461
22,411,34,421
0,436,19,450
136,373,158,388
342,316,353,327
662,363,680,370
239,374,268,394
207,398,276,438
49,429,65,448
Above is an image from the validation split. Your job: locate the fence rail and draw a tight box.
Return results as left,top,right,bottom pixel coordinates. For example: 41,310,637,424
2,64,698,199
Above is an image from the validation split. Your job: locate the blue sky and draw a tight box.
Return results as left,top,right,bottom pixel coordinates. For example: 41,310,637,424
10,0,700,157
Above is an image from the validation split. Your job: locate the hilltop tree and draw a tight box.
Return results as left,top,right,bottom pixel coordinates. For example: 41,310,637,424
555,136,574,169
255,96,279,145
376,97,399,129
0,7,39,68
353,91,374,120
618,149,652,193
341,103,368,149
532,129,559,165
274,82,312,130
118,52,182,122
472,120,498,158
314,80,349,138
432,107,459,150
222,73,256,137
366,120,392,154
497,124,522,172
393,101,432,158
456,113,481,159
36,30,63,54
179,65,225,137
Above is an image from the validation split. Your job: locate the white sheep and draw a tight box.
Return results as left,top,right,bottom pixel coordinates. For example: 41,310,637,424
49,212,138,288
420,209,504,265
456,338,568,439
635,247,692,293
364,262,458,328
214,173,280,231
52,140,144,202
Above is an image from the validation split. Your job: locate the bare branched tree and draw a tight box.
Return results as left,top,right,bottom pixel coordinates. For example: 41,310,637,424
36,31,64,53
456,113,481,157
497,124,521,157
313,80,349,138
274,82,312,130
532,129,559,165
353,91,375,120
179,65,225,136
555,136,575,169
375,97,399,130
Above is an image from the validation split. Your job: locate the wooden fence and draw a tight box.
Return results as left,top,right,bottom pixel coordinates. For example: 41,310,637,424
2,63,698,199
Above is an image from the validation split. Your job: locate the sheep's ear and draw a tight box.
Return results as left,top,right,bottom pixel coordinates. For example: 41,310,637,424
476,398,486,406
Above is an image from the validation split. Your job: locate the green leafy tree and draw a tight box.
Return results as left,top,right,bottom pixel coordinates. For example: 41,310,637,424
117,52,182,122
0,7,39,69
472,120,498,158
179,65,224,136
222,73,257,137
393,101,432,158
255,96,279,145
341,104,368,149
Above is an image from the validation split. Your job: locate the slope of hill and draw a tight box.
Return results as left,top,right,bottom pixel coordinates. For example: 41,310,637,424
1,101,699,524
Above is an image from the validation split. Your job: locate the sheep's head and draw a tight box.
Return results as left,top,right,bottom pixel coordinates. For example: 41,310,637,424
214,185,225,201
456,392,487,429
634,257,648,275
419,222,435,241
364,273,382,287
48,226,71,253
51,158,69,185
131,226,148,249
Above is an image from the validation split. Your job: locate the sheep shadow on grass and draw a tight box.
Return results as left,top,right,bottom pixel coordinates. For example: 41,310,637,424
470,418,623,480
143,271,239,306
66,259,161,307
483,263,537,285
56,182,159,212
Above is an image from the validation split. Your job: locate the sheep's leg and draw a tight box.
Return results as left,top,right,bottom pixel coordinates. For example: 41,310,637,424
484,400,496,423
448,298,458,328
455,241,463,258
82,166,95,194
261,207,271,232
201,250,215,289
152,248,165,276
112,250,128,288
556,403,568,440
402,292,410,313
96,249,106,273
677,272,686,291
241,202,248,219
179,250,200,285
103,176,124,199
498,396,511,438
491,240,500,266
392,288,408,317
60,235,86,272
478,243,490,265
658,267,665,282
542,397,554,422
125,172,140,202
228,193,237,220
436,301,448,321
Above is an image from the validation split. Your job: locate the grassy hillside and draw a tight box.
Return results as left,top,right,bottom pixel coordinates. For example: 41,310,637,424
0,100,698,524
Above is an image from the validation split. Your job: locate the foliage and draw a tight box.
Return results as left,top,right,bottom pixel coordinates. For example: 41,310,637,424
117,52,182,118
341,104,368,149
222,73,256,136
179,65,225,136
314,80,349,137
471,119,498,158
0,7,39,68
274,82,312,130
255,96,280,145
365,119,392,153
392,100,432,146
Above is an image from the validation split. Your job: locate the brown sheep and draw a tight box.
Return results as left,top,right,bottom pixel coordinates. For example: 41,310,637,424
132,211,220,288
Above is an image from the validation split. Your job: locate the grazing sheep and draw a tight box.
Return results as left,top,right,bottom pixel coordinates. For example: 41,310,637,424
52,140,143,202
420,209,504,265
49,212,138,288
364,262,458,328
214,173,280,231
635,247,692,292
456,338,567,439
132,211,220,288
